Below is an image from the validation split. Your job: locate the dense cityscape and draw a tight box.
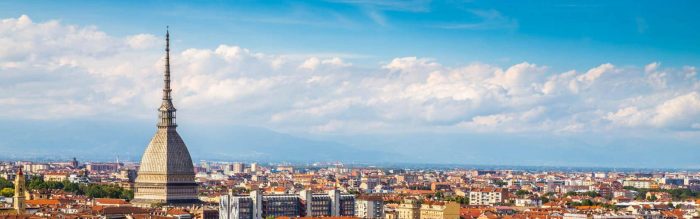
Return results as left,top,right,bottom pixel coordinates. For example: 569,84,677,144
0,160,699,218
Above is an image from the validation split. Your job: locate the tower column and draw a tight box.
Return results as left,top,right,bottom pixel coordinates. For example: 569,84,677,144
133,28,198,207
14,166,26,214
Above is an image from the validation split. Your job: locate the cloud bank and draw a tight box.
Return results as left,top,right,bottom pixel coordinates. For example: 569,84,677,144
1,15,700,139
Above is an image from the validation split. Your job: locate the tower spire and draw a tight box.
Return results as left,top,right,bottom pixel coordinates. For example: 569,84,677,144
158,27,177,128
164,26,171,101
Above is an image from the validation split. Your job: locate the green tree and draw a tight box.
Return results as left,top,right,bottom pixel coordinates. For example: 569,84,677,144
0,177,13,189
85,184,107,198
120,189,134,200
434,191,444,199
515,190,531,197
81,184,133,199
648,195,657,201
28,176,47,190
444,196,468,205
493,180,507,187
62,181,82,194
0,188,14,197
45,181,64,190
580,199,595,206
601,203,618,210
584,191,599,198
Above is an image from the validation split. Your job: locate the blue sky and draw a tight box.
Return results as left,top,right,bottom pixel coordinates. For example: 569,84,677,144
0,1,699,168
3,1,699,70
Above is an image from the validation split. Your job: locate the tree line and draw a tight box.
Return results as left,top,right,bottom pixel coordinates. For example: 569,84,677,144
623,186,699,200
0,176,133,200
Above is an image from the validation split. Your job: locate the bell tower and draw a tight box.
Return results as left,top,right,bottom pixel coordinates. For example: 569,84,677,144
14,166,26,214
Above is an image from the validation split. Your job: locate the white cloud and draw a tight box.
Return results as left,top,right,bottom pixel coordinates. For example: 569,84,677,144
321,57,351,67
2,15,700,136
605,92,700,130
578,63,614,82
126,34,158,49
645,62,660,73
382,56,440,72
605,107,646,127
299,57,321,70
299,57,350,70
651,92,700,128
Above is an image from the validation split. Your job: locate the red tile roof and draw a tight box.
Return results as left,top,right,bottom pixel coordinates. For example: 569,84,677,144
25,199,61,206
95,198,129,205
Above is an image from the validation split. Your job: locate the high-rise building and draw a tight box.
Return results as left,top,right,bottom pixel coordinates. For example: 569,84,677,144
355,195,384,219
220,189,355,219
70,157,79,168
233,163,245,174
13,166,26,214
250,163,258,173
224,163,245,175
132,29,198,206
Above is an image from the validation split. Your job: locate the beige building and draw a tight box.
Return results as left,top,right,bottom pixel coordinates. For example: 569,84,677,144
26,164,48,173
623,180,658,189
232,162,245,174
14,167,26,214
385,208,398,219
419,202,460,219
397,198,421,219
86,163,119,173
44,173,68,182
250,162,259,172
277,165,294,173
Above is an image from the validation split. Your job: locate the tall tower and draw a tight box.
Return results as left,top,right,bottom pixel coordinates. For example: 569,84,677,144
14,166,25,214
132,28,198,206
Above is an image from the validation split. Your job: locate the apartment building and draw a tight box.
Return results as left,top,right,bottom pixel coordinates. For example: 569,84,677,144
220,189,355,219
419,202,459,219
623,180,658,189
355,195,384,219
469,188,506,206
397,198,421,219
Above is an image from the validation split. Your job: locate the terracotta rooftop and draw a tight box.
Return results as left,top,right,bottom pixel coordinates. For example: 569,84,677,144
95,198,129,205
277,217,359,219
25,199,61,206
101,206,149,215
167,208,190,215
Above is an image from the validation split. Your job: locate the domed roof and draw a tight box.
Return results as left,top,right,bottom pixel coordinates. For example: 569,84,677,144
137,128,194,176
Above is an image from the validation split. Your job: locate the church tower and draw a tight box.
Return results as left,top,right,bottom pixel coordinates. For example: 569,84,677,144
132,28,198,206
14,166,25,214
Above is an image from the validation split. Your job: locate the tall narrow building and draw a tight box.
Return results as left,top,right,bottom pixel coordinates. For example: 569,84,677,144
14,166,25,214
132,29,198,206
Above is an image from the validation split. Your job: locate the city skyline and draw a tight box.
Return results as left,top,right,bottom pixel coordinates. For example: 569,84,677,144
1,1,700,168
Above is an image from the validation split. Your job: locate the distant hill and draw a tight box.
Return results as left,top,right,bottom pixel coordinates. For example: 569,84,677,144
0,119,396,163
0,118,698,169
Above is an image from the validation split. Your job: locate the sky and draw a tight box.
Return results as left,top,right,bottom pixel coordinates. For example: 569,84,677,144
0,1,699,168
